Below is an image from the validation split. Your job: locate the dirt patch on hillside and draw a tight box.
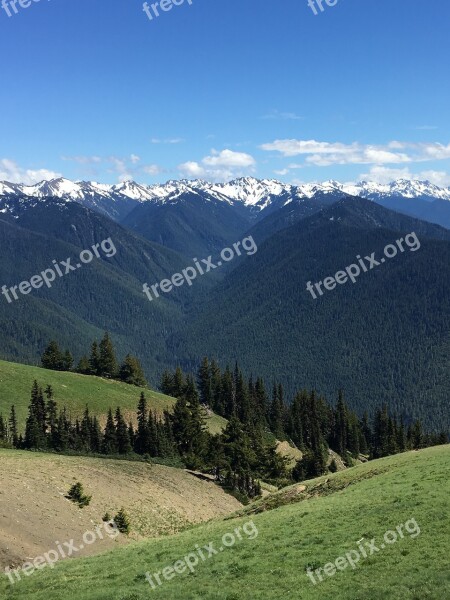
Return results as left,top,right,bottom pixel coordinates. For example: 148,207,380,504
0,450,241,570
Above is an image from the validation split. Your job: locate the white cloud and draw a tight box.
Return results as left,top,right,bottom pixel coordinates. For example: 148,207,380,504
178,161,206,178
260,139,450,166
203,149,256,169
0,159,61,184
142,164,164,176
178,149,256,181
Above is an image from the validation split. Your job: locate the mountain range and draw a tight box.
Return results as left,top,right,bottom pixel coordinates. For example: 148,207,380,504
1,176,450,432
2,176,450,218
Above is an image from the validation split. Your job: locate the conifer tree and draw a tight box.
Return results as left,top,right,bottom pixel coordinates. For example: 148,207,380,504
135,392,150,454
77,355,90,375
41,341,64,371
170,396,193,456
62,350,74,371
172,366,185,398
24,381,47,449
89,341,100,375
80,406,92,451
102,408,118,454
98,332,118,378
160,370,174,396
146,410,159,456
119,355,147,387
197,357,212,406
115,407,132,454
91,416,103,453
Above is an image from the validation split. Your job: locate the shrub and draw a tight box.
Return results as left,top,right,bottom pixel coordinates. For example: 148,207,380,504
114,507,131,534
67,482,92,508
329,459,338,473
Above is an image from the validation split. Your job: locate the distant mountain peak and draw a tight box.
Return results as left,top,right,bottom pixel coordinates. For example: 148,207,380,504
1,177,449,225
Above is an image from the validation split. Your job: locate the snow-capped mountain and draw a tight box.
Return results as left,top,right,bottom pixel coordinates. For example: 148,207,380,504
2,175,450,205
1,176,450,227
339,179,450,202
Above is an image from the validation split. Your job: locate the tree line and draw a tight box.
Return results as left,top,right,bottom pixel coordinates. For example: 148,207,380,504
41,334,147,387
162,358,448,480
2,357,446,501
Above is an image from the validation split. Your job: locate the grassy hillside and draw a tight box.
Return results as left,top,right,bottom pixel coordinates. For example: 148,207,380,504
0,359,226,433
2,445,448,599
0,449,241,570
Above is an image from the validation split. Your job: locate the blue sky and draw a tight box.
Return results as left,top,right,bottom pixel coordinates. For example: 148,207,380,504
0,0,449,186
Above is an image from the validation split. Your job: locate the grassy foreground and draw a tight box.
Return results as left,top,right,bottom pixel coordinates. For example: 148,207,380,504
2,445,449,599
0,359,226,433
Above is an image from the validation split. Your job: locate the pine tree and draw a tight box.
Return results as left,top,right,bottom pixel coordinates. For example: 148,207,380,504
160,370,174,396
41,341,64,371
119,354,147,387
80,406,92,451
185,375,208,464
114,508,131,534
76,355,90,375
172,367,185,398
372,405,390,458
89,341,100,375
197,357,212,406
102,408,118,454
62,350,74,371
55,408,70,451
135,392,150,454
91,416,102,453
98,332,118,378
170,396,193,456
115,407,132,454
24,381,47,449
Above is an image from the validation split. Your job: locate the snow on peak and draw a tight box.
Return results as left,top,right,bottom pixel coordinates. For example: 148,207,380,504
1,178,450,217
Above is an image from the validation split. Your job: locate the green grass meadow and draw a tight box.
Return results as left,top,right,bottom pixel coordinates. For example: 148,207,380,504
0,359,226,433
2,445,449,600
